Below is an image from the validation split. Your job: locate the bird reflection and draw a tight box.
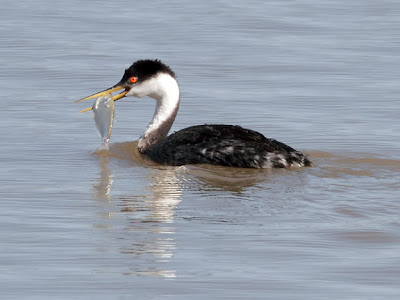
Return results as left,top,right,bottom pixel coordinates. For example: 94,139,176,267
92,147,183,278
91,141,277,278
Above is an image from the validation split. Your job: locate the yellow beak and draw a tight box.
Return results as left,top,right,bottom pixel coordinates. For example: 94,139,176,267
75,85,128,113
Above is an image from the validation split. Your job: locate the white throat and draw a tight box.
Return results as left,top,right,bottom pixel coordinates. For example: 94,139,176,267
129,73,180,152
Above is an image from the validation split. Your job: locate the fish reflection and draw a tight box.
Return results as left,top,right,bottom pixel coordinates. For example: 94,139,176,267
92,151,113,199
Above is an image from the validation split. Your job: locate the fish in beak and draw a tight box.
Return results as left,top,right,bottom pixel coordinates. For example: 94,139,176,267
75,85,128,113
93,94,115,150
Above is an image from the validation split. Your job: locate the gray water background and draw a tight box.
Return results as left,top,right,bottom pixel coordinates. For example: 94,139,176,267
1,0,400,299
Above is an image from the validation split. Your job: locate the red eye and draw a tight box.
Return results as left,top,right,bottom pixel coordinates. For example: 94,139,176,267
129,76,138,83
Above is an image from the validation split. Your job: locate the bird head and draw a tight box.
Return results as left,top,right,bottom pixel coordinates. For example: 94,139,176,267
75,59,175,112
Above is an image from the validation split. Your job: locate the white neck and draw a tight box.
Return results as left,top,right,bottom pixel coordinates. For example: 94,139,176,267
130,73,180,152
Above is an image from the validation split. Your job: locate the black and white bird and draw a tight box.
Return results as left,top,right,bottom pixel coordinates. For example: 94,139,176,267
77,59,312,168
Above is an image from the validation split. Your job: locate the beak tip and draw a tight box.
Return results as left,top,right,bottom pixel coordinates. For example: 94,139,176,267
79,107,93,113
75,85,125,103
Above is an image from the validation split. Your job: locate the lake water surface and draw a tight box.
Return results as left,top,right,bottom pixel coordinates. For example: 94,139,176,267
1,0,400,299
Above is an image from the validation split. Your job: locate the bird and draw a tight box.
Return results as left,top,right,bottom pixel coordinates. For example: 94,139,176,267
76,59,312,168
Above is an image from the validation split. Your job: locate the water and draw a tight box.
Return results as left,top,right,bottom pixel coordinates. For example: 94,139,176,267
1,0,400,299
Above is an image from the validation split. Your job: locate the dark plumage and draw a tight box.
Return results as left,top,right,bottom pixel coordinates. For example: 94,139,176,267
118,59,175,85
145,124,312,168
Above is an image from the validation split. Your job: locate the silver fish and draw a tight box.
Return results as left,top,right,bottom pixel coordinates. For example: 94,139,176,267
93,94,115,149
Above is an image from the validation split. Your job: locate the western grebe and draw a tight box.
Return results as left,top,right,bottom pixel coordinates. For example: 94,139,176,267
76,59,312,168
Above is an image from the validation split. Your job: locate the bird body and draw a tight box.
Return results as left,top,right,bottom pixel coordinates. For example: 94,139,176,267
77,59,312,168
145,124,311,168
